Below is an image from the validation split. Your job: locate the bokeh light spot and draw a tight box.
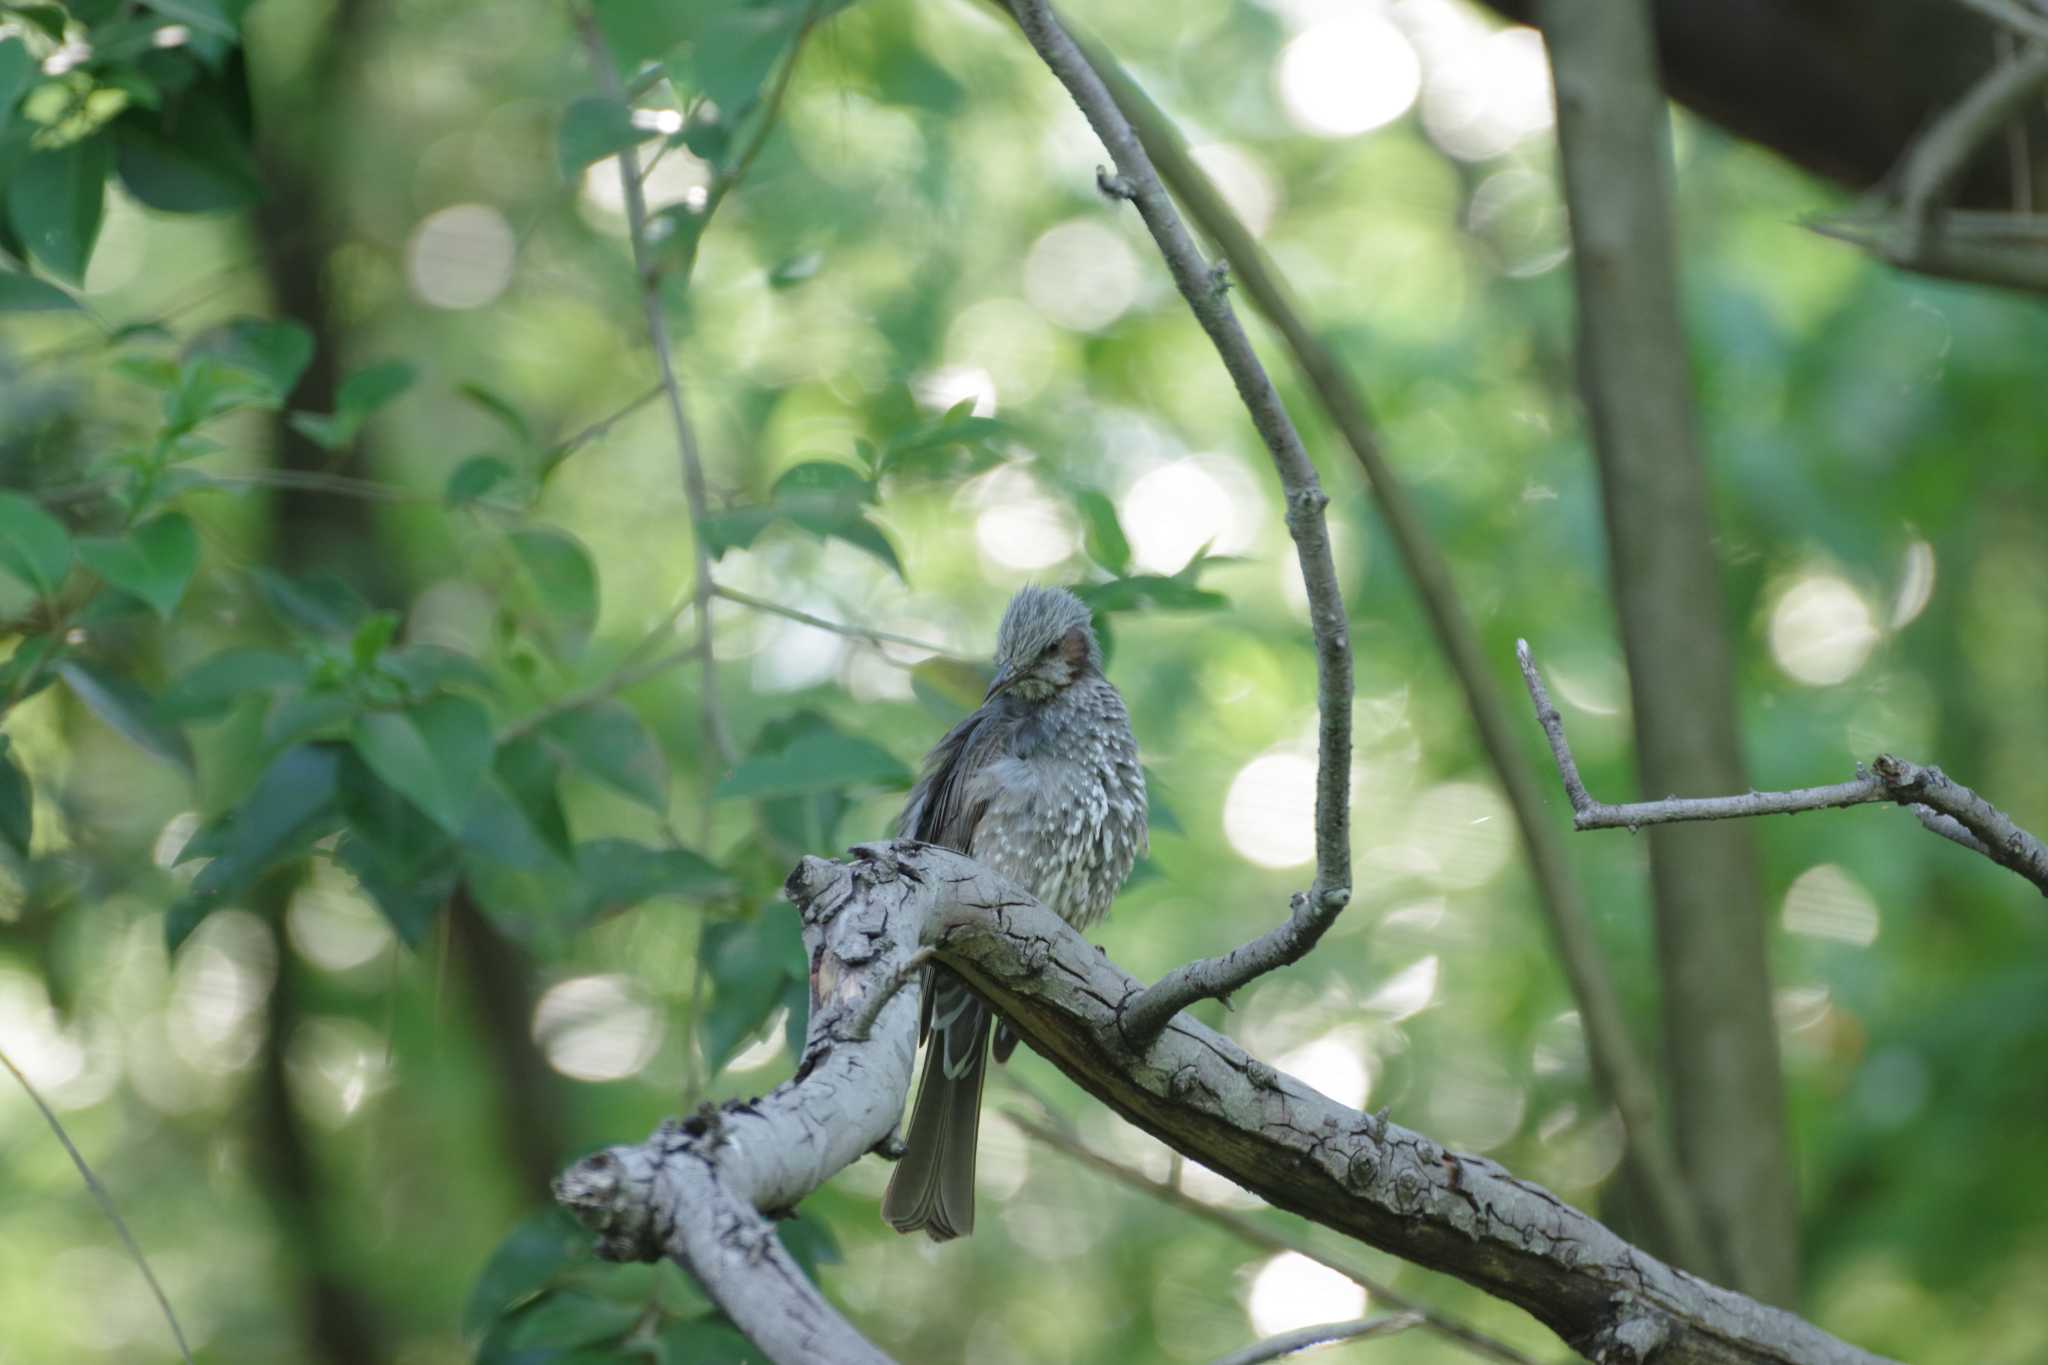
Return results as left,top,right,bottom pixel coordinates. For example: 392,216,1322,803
1023,219,1141,332
1782,864,1879,948
1277,15,1421,138
533,974,665,1081
971,468,1080,571
406,203,516,310
1223,752,1318,868
1890,539,1936,628
1769,574,1878,685
1247,1252,1366,1337
1120,457,1261,575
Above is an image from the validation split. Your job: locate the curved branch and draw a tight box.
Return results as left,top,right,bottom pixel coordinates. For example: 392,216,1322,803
1072,33,1712,1275
556,843,1899,1365
1001,0,1355,1042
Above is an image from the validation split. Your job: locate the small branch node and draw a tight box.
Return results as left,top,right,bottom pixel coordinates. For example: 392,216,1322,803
1095,165,1137,200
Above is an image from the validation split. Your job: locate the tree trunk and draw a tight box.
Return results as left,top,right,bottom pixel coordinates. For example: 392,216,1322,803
1536,0,1801,1305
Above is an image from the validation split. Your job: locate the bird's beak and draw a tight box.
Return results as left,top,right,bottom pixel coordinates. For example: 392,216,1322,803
983,664,1014,702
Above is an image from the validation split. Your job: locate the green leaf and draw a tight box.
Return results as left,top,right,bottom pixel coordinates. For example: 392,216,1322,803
139,0,239,40
557,95,641,179
491,734,573,861
1075,573,1228,615
1076,489,1132,575
75,512,198,619
167,744,342,949
333,752,459,943
475,1290,639,1360
655,1317,767,1365
350,695,494,836
0,267,78,312
464,1208,588,1341
577,839,731,918
509,527,599,655
190,318,314,400
58,662,194,774
262,688,358,750
445,454,514,508
1144,768,1182,837
539,700,668,812
701,907,805,1071
8,136,109,283
591,0,694,67
776,1214,840,1279
0,636,63,706
716,726,909,801
767,251,822,290
457,383,532,447
765,461,902,577
341,358,415,416
253,568,367,637
0,737,31,863
379,644,497,698
110,70,260,212
159,647,306,722
683,1,809,116
0,39,34,139
0,492,74,599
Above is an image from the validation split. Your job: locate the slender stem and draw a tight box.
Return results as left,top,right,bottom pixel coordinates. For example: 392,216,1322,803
1206,1314,1423,1365
711,584,963,658
1003,1108,1538,1365
0,1045,194,1364
1004,0,1354,1043
577,13,737,775
1079,36,1709,1274
500,637,701,743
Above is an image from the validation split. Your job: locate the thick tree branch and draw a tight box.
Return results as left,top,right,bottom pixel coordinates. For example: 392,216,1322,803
1002,0,1355,1042
1519,641,2048,895
556,844,1899,1365
1075,35,1712,1278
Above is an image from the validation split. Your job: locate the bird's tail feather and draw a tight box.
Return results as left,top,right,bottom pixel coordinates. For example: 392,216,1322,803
882,968,989,1241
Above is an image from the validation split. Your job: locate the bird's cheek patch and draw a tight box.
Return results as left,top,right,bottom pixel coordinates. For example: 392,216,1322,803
1058,626,1090,667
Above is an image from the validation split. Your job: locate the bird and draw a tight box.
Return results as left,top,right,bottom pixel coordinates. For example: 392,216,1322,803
881,585,1148,1241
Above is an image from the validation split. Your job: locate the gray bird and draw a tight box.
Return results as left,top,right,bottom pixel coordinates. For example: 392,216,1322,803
881,585,1148,1241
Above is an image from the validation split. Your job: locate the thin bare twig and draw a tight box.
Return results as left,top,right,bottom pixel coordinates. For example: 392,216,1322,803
1894,40,2048,257
500,637,701,742
1004,0,1354,1044
0,1045,194,1364
1517,640,2048,895
1807,217,2048,294
1003,1110,1539,1365
542,382,665,476
711,584,963,659
576,14,739,775
1076,34,1711,1274
1206,1313,1424,1365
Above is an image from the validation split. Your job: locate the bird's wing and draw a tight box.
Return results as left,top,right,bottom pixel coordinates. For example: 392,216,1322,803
897,701,1011,854
898,701,1012,1047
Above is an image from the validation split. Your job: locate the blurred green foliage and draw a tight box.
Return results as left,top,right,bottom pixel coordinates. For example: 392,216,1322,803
1,1,2045,1363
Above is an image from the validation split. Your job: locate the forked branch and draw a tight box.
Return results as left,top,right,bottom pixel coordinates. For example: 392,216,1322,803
1517,640,2048,895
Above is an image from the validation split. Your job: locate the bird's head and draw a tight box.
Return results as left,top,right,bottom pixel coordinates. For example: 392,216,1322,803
986,585,1101,704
